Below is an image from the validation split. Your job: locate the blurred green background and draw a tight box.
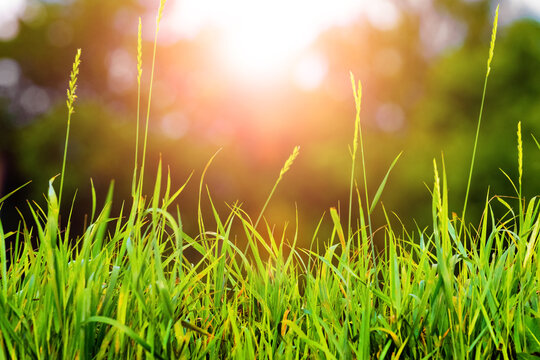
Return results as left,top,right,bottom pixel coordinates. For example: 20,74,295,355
1,0,539,249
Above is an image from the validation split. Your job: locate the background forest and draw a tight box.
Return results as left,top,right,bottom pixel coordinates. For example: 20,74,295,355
1,0,539,250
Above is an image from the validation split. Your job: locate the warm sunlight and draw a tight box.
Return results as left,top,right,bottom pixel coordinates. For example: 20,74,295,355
164,0,377,83
3,1,540,357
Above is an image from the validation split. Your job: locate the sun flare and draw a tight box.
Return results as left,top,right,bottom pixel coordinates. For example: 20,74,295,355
165,0,375,83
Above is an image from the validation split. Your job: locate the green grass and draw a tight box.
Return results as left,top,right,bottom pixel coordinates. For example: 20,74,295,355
1,4,539,359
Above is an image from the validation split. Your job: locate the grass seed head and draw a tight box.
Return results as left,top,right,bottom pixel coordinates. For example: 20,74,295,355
157,0,167,29
66,49,81,115
137,17,143,82
487,5,499,75
279,146,300,179
517,121,522,186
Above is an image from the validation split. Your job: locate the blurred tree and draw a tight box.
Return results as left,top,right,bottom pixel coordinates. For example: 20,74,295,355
406,18,540,226
434,0,492,45
0,101,14,196
0,0,538,248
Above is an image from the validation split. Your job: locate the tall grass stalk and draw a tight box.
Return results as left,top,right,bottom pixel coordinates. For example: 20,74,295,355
348,73,363,241
59,48,81,207
132,17,143,197
517,121,524,226
460,5,499,237
253,146,300,231
348,73,402,275
138,0,167,195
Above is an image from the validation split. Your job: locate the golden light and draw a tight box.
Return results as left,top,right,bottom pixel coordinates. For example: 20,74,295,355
164,0,380,84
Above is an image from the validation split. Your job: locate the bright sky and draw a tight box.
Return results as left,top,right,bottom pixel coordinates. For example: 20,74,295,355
161,0,383,83
160,0,540,85
1,0,540,87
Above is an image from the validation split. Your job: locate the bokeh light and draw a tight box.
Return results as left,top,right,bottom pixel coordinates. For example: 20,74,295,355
0,59,21,88
0,0,25,40
292,52,328,91
1,0,540,247
19,86,50,114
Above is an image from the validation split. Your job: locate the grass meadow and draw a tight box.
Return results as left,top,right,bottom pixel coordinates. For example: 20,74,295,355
1,3,539,359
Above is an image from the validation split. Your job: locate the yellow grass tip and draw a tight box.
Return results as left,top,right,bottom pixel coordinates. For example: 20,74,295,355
433,159,441,205
66,49,81,115
349,71,362,109
517,121,522,185
157,0,167,26
279,146,300,179
137,17,142,81
487,4,499,75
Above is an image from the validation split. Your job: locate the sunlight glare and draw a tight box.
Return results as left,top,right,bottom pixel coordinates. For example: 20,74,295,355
166,0,367,82
0,0,25,40
365,0,400,31
293,52,328,91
